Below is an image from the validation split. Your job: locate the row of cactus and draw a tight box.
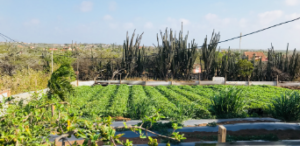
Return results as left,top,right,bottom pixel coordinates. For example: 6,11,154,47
90,28,300,81
200,31,220,80
154,28,198,80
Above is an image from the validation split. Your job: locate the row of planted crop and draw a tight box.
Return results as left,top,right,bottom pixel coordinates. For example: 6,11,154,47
71,84,296,120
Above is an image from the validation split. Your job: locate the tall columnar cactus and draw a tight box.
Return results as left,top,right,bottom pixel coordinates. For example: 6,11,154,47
284,43,289,72
220,48,238,81
154,28,198,80
154,28,176,80
201,31,220,80
289,49,299,80
254,58,264,81
121,30,144,79
136,46,147,77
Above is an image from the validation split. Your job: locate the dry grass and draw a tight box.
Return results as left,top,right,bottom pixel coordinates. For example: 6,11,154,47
0,65,60,95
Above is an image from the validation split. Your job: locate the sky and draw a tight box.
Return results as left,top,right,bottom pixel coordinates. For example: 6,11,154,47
0,0,300,50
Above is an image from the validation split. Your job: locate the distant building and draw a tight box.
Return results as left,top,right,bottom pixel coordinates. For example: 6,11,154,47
49,48,58,51
193,64,201,74
243,52,267,61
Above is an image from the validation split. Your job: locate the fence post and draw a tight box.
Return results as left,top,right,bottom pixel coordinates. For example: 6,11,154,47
51,105,55,117
218,125,226,143
224,74,227,85
8,89,11,97
144,81,147,86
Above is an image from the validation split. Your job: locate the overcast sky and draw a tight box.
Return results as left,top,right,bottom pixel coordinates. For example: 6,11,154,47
0,0,300,50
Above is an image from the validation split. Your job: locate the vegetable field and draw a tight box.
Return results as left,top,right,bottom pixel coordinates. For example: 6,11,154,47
69,85,296,120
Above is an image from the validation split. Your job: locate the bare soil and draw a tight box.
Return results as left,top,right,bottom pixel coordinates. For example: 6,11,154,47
55,129,300,146
280,86,300,90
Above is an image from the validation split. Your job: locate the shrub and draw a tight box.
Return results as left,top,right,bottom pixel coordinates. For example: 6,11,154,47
268,91,300,121
209,87,247,118
47,62,76,101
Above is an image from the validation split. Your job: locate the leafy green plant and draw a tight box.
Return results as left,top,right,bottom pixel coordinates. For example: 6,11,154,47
136,121,183,135
268,91,300,121
47,62,76,101
207,122,217,127
147,136,158,146
209,87,247,118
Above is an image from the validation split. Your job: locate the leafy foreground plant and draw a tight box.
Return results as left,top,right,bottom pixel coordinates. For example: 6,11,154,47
0,93,186,146
207,122,217,127
209,87,247,118
47,61,76,101
268,91,300,121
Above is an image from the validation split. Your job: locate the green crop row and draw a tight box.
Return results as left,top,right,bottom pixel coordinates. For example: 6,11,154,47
143,86,177,118
107,84,130,117
128,85,155,119
70,85,117,118
155,85,211,119
168,85,211,107
70,84,298,120
192,85,298,110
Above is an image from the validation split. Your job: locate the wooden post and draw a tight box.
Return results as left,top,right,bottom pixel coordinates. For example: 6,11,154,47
35,77,37,87
218,125,226,143
8,89,11,97
276,75,279,87
51,105,55,117
171,81,173,85
248,78,250,86
224,74,227,85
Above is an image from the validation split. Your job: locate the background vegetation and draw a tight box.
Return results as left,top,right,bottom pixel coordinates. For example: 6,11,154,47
1,27,300,95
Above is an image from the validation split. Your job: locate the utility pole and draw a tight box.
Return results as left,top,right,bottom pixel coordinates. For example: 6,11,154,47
77,43,79,86
198,56,201,85
239,32,242,50
51,47,53,73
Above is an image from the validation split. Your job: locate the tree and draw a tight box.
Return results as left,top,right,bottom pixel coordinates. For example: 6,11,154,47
237,59,254,81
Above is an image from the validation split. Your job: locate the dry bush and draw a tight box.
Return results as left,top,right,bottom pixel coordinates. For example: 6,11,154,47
0,65,60,95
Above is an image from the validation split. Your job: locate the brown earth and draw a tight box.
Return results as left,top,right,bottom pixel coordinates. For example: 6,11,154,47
112,116,131,122
55,129,300,146
280,86,300,90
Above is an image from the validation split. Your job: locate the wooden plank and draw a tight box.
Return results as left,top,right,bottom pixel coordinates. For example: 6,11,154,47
51,105,55,117
218,125,226,143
